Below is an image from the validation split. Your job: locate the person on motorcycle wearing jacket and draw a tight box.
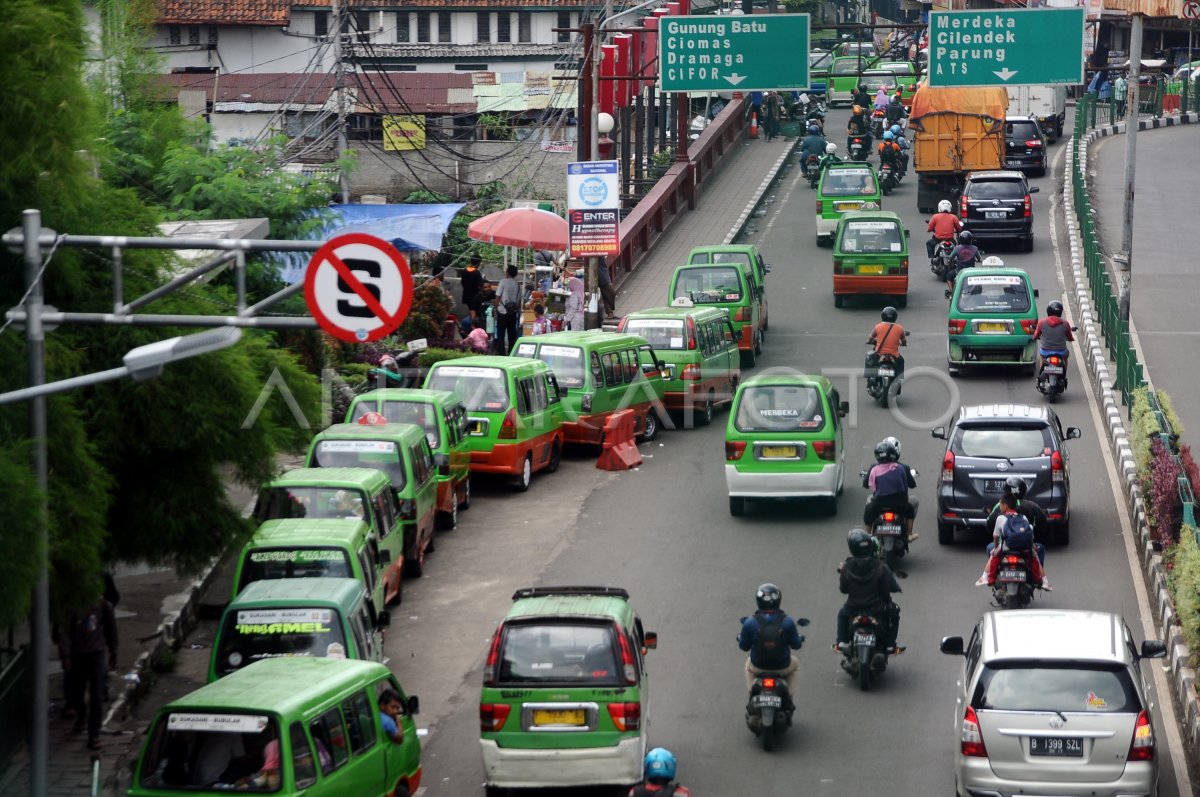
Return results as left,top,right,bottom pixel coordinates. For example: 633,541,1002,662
818,142,841,171
853,84,872,111
835,529,904,654
862,438,920,543
976,493,1052,590
628,748,691,797
847,105,869,138
877,131,901,167
738,583,806,698
799,125,828,175
985,476,1048,565
866,306,908,380
885,93,906,124
873,87,889,109
944,229,980,294
1033,300,1075,373
926,199,963,259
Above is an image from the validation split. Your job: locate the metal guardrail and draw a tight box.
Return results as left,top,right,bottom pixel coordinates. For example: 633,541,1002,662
0,646,31,772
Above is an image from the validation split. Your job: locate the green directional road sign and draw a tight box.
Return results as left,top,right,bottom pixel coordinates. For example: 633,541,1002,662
927,8,1084,88
658,14,810,93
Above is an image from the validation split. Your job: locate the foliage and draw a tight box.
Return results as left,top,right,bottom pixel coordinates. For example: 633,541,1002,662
418,347,479,368
478,113,517,141
403,181,507,270
1167,525,1200,662
0,440,41,627
782,0,821,11
398,280,454,342
1129,387,1158,476
651,147,677,168
1147,438,1183,548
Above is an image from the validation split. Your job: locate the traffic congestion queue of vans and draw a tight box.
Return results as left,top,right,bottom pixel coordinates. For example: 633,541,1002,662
126,243,769,795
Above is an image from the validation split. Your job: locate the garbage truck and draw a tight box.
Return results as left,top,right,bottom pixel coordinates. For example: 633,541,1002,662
910,85,1007,213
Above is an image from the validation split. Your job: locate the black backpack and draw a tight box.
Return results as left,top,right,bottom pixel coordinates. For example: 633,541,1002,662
753,610,790,670
630,785,677,797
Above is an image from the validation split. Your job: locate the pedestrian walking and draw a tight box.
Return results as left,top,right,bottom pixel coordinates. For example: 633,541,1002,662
564,268,585,331
495,265,522,354
57,593,118,750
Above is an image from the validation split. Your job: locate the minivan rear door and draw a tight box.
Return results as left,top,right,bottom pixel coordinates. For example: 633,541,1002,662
951,423,1052,511
966,177,1025,226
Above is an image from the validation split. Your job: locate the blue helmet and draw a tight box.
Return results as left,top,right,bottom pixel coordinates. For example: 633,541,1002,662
645,748,677,781
883,131,894,140
890,124,903,137
808,124,819,134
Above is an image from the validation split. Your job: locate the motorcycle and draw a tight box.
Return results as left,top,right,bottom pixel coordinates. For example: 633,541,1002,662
839,612,893,691
878,161,898,195
869,507,908,569
367,350,421,389
848,136,868,162
864,351,900,406
805,154,822,189
743,616,809,751
1035,340,1075,403
993,550,1036,609
930,239,955,281
870,108,888,139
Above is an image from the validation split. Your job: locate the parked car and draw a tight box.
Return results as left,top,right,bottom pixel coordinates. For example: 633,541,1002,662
960,170,1039,251
1004,116,1047,176
669,262,764,367
932,403,1081,545
941,610,1167,797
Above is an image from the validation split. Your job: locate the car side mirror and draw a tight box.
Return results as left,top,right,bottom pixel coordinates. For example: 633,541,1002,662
940,636,965,656
1140,640,1167,659
643,631,658,650
1033,289,1040,298
1029,186,1040,194
797,617,811,627
641,363,657,375
433,453,449,468
765,263,773,273
377,610,391,629
407,695,420,715
838,401,849,418
377,550,392,565
1066,427,1082,439
931,426,947,439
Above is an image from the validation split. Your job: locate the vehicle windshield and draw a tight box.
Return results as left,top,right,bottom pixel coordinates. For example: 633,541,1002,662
1007,121,1040,140
735,384,826,432
497,622,622,685
861,74,896,92
832,59,864,76
309,440,405,490
425,366,510,412
880,63,914,76
672,267,744,304
255,487,369,523
513,343,585,388
239,548,354,593
956,275,1032,313
624,319,687,350
821,169,877,197
972,663,1139,713
968,180,1025,200
214,608,348,677
810,52,833,69
348,400,440,448
955,426,1049,459
839,220,903,254
140,713,280,790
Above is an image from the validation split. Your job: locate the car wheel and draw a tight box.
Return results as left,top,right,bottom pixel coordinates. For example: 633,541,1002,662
834,294,845,308
1023,234,1034,253
393,781,411,797
459,478,471,510
510,454,533,492
754,330,763,356
1056,520,1070,546
823,495,839,516
545,439,562,473
436,497,457,530
404,548,424,578
742,347,756,368
425,526,436,554
896,295,907,308
639,411,659,442
729,496,746,516
938,522,955,545
698,391,715,427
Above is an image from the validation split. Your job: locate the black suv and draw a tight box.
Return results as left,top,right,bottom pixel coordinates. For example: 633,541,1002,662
1003,116,1047,176
959,170,1039,251
932,404,1081,546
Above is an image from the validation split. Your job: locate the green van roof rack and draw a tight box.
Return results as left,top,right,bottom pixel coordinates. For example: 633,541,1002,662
511,586,631,601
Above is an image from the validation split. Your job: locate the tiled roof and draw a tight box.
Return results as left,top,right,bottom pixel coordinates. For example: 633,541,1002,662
157,0,291,25
350,43,576,59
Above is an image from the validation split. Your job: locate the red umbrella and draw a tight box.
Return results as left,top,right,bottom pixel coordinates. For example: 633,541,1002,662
467,207,568,250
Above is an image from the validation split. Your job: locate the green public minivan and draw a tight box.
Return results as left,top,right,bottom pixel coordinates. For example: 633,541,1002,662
831,210,909,308
232,519,390,614
669,263,764,368
423,356,565,492
131,658,421,797
829,55,874,105
305,423,438,575
344,389,471,529
724,373,849,516
618,299,741,427
686,244,769,330
816,163,882,246
479,586,657,791
253,469,403,607
947,267,1040,374
208,578,385,683
512,330,667,445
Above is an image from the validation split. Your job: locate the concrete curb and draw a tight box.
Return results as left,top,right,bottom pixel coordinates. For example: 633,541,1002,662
1064,110,1200,754
724,136,800,244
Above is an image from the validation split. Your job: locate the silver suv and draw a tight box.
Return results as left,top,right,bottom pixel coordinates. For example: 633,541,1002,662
941,610,1166,797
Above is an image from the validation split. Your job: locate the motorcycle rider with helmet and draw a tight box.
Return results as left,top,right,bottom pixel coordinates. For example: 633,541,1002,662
889,124,910,175
862,437,919,543
799,124,828,177
866,306,908,382
945,229,981,295
847,105,872,152
976,492,1052,590
818,142,842,171
885,92,906,125
628,748,692,797
926,199,963,259
985,476,1049,562
835,529,904,654
1033,300,1075,381
878,131,902,169
737,583,806,701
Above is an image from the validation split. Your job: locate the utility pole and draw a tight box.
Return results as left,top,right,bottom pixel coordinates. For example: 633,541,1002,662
331,0,350,203
1118,13,1143,323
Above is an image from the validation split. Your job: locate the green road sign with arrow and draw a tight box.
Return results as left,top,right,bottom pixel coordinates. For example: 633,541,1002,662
658,14,811,93
927,8,1084,88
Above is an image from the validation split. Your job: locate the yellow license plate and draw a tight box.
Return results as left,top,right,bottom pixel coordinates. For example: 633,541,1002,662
977,322,1008,332
857,265,884,274
532,709,585,726
835,201,862,211
761,445,797,458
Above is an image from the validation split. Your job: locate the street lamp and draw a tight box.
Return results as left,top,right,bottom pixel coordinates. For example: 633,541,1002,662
597,112,616,160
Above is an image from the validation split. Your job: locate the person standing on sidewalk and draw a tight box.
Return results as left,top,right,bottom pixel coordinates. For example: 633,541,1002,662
57,592,118,750
764,91,782,141
1114,73,1128,118
597,257,617,320
495,265,522,354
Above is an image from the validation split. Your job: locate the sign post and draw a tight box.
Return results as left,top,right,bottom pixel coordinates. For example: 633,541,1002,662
927,8,1085,88
303,233,413,343
567,160,621,259
658,14,811,92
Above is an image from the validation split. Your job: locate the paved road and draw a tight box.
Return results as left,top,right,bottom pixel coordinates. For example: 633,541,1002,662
1091,123,1200,440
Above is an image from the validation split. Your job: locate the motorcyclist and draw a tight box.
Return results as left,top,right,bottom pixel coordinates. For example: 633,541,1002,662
847,105,871,151
862,437,919,542
976,493,1052,590
737,583,806,701
873,86,890,110
852,84,872,111
628,748,692,797
945,229,981,294
877,131,901,170
818,142,841,171
890,124,909,174
835,529,903,655
986,476,1049,563
1033,300,1075,378
799,124,828,176
885,92,906,125
866,306,908,381
926,199,963,259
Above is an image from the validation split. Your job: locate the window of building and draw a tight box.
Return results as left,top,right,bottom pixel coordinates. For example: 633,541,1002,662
187,26,200,46
496,13,511,43
168,26,181,45
396,12,409,43
476,12,490,43
208,27,219,46
518,12,531,43
557,12,571,43
416,11,430,43
314,11,328,38
455,63,487,71
437,12,451,43
354,11,372,42
385,64,417,72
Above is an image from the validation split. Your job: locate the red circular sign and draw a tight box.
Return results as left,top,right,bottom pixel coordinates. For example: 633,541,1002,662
304,233,413,344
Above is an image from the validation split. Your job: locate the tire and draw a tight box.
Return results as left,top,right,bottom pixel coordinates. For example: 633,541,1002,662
938,522,955,545
484,787,506,797
1047,388,1058,404
858,656,872,691
1055,520,1070,546
639,411,659,442
883,544,898,571
697,391,715,427
393,782,411,797
510,454,532,492
742,347,756,368
436,495,457,530
762,730,775,752
754,330,764,356
834,294,845,308
1023,235,1034,253
896,295,907,308
459,478,471,510
545,439,562,473
823,495,839,516
729,496,746,516
404,549,424,578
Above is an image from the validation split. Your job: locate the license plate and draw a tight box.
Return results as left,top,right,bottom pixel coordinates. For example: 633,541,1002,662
752,694,783,708
1030,736,1084,757
532,709,586,727
857,264,884,274
875,524,903,536
853,632,876,646
983,479,1006,492
761,445,797,458
986,210,1007,219
998,569,1027,582
835,201,862,211
876,367,895,377
977,322,1008,332
1043,365,1064,374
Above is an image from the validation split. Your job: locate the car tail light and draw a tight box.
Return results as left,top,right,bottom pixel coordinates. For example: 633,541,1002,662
607,702,641,732
942,450,955,482
817,199,824,213
899,258,909,272
726,441,747,461
1048,512,1063,520
960,194,969,218
734,306,752,322
498,408,518,439
1024,194,1032,217
581,394,592,412
615,625,637,684
882,511,896,523
398,499,416,520
833,258,844,273
482,627,503,686
687,316,697,350
680,364,702,381
813,440,836,461
1025,139,1042,148
1020,319,1037,334
480,703,511,732
1051,450,1064,482
1129,709,1154,760
1048,355,1062,366
961,707,988,757
761,677,777,689
948,319,966,334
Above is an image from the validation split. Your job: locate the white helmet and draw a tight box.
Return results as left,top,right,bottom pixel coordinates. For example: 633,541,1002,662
826,143,838,154
982,255,1005,267
937,199,952,213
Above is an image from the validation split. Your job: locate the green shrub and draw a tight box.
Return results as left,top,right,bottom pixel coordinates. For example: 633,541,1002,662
1130,386,1157,475
1168,524,1200,661
419,347,477,368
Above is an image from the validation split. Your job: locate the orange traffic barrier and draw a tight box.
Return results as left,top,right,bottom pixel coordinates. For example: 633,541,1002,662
596,409,642,471
749,112,759,139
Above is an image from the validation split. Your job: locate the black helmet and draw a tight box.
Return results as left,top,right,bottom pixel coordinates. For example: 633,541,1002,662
1047,300,1064,317
848,528,874,557
874,439,899,463
959,230,973,244
882,435,901,457
755,583,782,610
881,306,898,323
1003,475,1027,500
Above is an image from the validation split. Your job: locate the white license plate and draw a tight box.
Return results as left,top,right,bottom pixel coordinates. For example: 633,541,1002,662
985,210,1007,219
998,569,1027,582
876,367,895,377
1043,365,1064,374
875,524,903,536
752,694,783,708
853,632,876,646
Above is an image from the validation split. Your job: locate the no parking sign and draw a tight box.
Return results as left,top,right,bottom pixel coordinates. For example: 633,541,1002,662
304,233,413,343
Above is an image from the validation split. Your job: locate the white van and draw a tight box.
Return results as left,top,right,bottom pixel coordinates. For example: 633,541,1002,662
1006,85,1067,142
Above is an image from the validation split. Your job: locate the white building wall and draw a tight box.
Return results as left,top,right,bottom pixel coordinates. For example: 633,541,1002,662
210,113,282,145
150,24,332,74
